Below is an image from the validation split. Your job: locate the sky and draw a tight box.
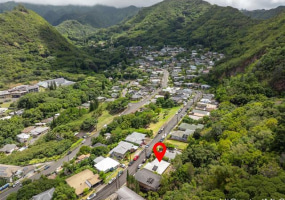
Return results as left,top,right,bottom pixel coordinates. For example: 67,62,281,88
0,0,284,10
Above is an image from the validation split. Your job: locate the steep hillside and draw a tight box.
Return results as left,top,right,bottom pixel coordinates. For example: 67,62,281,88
56,20,96,45
0,6,99,87
242,6,285,20
0,2,140,27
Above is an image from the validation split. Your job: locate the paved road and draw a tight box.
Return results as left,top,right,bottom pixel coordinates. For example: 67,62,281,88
0,70,170,200
93,92,202,200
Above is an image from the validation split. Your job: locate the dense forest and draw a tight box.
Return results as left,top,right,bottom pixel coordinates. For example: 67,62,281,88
0,2,140,27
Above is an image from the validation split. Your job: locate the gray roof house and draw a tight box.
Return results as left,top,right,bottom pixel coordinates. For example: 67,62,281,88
125,132,146,145
170,130,195,142
37,78,75,88
0,144,17,154
116,185,145,200
135,169,161,191
109,141,138,159
178,123,204,131
93,156,105,164
32,187,55,200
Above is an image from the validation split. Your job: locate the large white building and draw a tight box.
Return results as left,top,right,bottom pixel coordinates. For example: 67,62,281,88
94,157,120,173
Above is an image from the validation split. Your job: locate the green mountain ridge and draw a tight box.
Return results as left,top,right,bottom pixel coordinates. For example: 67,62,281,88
0,6,99,87
0,1,140,27
242,6,285,20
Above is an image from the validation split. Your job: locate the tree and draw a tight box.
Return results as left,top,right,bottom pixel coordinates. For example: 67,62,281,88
53,183,77,200
81,118,98,131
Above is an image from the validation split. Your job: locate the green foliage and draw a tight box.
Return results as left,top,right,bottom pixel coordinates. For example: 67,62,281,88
81,117,98,131
0,140,72,165
107,98,129,114
242,6,285,20
0,116,24,146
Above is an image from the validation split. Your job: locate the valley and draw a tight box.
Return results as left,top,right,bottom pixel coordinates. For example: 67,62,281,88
0,0,284,200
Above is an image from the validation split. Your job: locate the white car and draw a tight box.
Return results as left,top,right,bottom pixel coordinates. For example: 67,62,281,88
87,193,96,200
138,164,143,169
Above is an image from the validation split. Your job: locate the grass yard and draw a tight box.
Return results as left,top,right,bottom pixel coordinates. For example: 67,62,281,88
96,110,117,131
165,139,188,150
0,102,12,108
148,106,182,135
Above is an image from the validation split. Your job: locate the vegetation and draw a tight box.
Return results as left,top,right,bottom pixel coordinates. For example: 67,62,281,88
241,6,285,20
0,2,140,27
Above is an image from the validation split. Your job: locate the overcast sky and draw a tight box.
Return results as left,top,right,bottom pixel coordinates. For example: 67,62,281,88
0,0,284,10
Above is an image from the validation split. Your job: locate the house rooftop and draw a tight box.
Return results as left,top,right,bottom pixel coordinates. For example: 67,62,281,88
116,186,145,200
125,132,146,145
0,164,22,178
178,123,204,131
93,156,105,164
32,187,55,200
94,157,120,172
66,169,101,195
144,159,170,175
0,144,17,153
110,141,138,156
135,169,161,190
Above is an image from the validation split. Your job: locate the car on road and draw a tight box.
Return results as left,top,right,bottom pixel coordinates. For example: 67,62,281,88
133,155,139,161
12,180,20,188
117,170,123,177
142,159,146,163
120,164,126,168
108,178,116,185
138,164,143,169
87,193,96,200
145,145,149,148
44,165,50,170
67,151,72,155
178,108,182,113
128,160,134,166
160,138,164,142
81,139,86,144
146,152,152,159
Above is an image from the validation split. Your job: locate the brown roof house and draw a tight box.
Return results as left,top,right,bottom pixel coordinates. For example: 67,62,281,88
66,169,102,196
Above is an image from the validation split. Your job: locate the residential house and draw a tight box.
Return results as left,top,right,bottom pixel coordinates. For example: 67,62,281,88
125,132,146,145
37,78,75,89
170,130,195,142
0,164,22,182
116,186,145,200
144,159,170,175
93,156,105,164
66,169,102,196
131,94,142,101
191,109,210,117
109,141,138,159
0,144,17,154
134,169,161,191
16,133,30,143
178,123,204,131
32,188,55,200
94,157,120,173
30,127,49,137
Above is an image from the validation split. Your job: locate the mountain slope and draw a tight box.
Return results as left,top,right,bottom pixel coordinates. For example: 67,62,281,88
0,6,95,86
241,6,285,20
56,20,96,45
0,2,140,27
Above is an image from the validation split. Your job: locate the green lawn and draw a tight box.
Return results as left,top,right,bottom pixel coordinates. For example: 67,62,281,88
148,106,182,135
0,102,12,108
96,110,117,131
165,139,188,150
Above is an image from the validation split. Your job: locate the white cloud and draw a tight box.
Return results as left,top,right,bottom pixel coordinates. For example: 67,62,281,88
0,0,284,10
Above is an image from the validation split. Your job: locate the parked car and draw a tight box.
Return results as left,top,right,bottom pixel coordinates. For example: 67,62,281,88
117,170,123,177
142,159,146,163
160,138,164,142
138,164,143,169
178,108,182,113
108,178,116,185
133,155,139,161
120,164,126,168
12,180,20,188
145,145,149,148
87,193,96,200
146,152,152,159
128,160,134,166
44,165,50,170
67,151,72,155
81,139,86,144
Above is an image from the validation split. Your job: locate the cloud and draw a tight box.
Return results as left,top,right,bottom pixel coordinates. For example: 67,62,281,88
205,0,285,10
0,0,284,10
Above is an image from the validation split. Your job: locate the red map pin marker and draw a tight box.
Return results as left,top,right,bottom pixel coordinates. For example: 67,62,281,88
153,142,166,162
